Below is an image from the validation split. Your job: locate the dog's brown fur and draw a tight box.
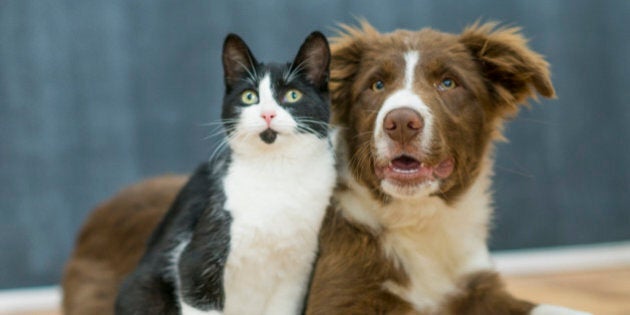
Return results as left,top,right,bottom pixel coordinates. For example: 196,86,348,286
444,272,535,315
63,22,565,315
306,206,415,314
305,21,553,314
328,21,553,203
62,175,187,315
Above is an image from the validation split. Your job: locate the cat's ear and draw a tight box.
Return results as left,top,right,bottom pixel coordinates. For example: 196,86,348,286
222,34,258,90
291,31,330,90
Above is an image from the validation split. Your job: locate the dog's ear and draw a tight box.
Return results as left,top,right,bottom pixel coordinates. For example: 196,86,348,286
222,34,258,92
459,22,555,117
329,21,378,125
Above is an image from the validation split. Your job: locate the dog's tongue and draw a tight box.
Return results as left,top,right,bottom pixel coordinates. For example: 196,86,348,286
391,156,421,171
390,156,454,179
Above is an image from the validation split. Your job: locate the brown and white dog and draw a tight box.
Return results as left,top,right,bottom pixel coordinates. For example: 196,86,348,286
305,21,589,315
62,22,590,315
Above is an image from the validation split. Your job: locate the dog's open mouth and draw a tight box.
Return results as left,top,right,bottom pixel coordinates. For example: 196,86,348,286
380,155,454,185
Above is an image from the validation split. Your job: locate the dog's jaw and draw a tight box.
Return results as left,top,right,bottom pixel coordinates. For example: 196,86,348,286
336,139,496,312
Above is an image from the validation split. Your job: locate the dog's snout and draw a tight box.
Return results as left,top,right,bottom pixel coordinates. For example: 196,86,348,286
383,108,424,144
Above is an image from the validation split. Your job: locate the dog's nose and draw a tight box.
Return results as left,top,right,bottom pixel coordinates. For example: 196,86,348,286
383,108,423,144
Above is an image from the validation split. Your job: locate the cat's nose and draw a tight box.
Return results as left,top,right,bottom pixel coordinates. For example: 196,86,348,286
261,111,276,126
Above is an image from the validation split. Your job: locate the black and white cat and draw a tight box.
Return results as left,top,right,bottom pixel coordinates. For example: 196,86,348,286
115,32,335,315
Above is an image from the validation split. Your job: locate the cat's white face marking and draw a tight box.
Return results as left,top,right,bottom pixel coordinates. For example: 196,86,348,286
257,75,279,128
229,73,303,154
248,73,297,134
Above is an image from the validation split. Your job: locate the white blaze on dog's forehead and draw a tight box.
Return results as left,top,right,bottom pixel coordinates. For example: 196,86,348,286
404,51,419,90
373,50,435,155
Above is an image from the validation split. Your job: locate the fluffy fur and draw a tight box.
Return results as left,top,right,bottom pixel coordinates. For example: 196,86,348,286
114,32,335,315
62,175,187,315
62,22,591,315
305,21,590,315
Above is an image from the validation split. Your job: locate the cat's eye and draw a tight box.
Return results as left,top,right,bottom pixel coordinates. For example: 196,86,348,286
372,80,385,91
437,78,457,91
283,89,303,103
241,90,259,105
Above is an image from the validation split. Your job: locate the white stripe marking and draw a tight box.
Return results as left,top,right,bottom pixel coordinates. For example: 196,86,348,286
258,74,275,112
373,50,435,154
404,51,419,90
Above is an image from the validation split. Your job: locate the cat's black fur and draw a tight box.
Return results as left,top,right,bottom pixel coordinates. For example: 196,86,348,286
115,162,229,314
115,32,331,315
221,34,330,140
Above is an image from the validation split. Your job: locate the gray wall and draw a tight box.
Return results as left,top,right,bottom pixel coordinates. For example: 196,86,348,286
1,0,628,289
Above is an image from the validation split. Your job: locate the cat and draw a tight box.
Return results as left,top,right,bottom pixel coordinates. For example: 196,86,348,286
115,31,335,315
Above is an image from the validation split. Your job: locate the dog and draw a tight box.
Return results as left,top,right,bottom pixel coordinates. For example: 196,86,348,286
62,22,590,315
62,175,187,315
304,21,589,315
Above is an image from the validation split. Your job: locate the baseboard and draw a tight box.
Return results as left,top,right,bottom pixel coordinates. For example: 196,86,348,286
1,241,629,312
492,241,630,275
0,286,60,312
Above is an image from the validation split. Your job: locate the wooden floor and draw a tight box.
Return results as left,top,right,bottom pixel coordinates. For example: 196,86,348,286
6,266,630,315
505,266,630,315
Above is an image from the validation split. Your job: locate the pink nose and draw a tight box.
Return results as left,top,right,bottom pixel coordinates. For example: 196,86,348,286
261,111,276,125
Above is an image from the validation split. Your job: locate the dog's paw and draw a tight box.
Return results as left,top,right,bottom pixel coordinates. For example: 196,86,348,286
531,304,593,315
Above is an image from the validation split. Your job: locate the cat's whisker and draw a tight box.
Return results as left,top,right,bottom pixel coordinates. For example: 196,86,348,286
208,138,230,163
200,120,241,141
202,131,225,141
284,58,309,82
295,118,332,126
234,60,258,85
203,124,240,141
247,52,259,82
199,119,240,127
296,124,323,134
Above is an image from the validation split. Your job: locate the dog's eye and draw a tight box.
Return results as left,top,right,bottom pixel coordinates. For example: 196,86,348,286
437,78,457,91
371,80,385,91
283,89,303,103
241,90,259,105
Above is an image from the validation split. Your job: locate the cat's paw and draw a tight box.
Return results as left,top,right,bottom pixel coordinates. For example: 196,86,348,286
531,304,593,315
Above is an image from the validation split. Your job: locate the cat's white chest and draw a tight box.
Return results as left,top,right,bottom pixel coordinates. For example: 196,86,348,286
220,137,335,315
224,150,332,239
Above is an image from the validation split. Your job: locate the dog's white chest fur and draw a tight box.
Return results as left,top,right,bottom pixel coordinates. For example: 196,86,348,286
219,137,335,315
337,156,495,313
